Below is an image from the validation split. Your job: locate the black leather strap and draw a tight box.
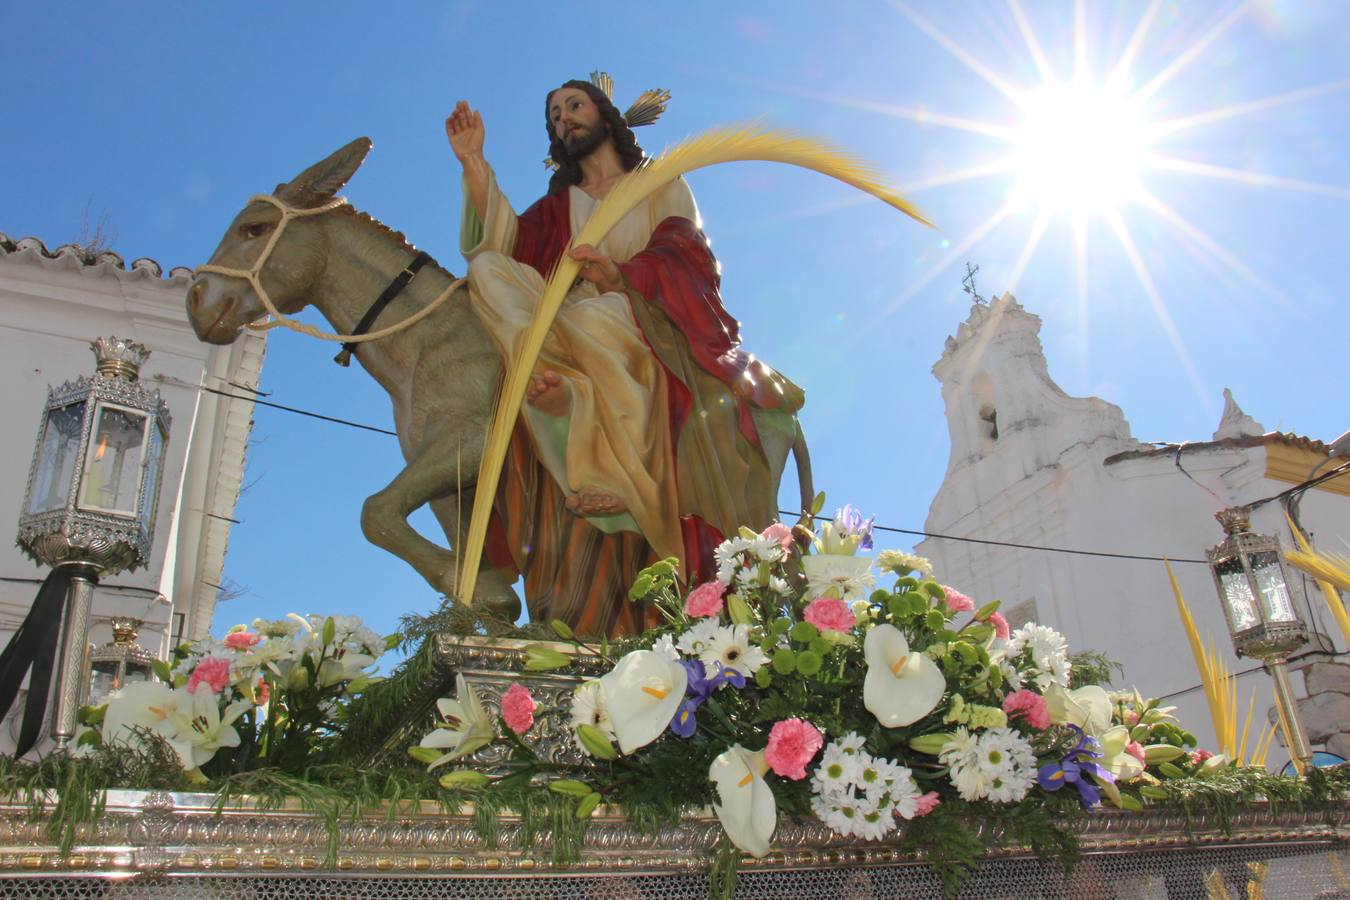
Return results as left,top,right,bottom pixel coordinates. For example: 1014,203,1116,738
334,250,433,366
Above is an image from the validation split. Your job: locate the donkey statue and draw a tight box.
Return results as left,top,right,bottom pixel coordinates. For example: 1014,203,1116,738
187,137,810,633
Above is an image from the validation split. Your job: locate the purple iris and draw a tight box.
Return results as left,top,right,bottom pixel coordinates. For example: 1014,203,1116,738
669,659,746,738
1037,727,1116,809
834,505,875,551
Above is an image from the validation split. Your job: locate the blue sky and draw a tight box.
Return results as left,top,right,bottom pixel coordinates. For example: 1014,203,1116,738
2,2,1347,651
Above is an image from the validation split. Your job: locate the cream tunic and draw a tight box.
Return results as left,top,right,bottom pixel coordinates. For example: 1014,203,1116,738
461,172,700,565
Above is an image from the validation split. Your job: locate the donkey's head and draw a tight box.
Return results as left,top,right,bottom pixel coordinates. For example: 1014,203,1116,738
187,137,372,344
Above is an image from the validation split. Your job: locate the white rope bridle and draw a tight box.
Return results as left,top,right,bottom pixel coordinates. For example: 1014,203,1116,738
193,193,464,343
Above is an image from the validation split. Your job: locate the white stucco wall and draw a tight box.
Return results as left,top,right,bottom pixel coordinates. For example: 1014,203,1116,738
919,294,1348,763
0,235,263,754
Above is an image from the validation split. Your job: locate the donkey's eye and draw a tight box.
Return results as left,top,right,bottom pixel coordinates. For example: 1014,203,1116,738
240,223,271,239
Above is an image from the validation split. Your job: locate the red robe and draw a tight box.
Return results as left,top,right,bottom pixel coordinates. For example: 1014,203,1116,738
485,188,801,635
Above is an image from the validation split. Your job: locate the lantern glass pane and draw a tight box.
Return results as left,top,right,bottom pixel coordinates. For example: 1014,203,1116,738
139,420,166,534
88,660,120,705
1251,550,1297,624
26,401,86,515
123,663,153,684
78,405,147,516
1214,555,1260,633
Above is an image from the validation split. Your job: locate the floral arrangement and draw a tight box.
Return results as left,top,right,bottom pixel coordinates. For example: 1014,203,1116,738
83,613,395,778
412,505,1228,886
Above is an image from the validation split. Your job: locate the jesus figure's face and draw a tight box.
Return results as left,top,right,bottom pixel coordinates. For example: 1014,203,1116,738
548,87,607,159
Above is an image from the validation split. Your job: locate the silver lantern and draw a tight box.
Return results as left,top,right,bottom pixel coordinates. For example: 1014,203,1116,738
1206,505,1312,766
15,337,170,752
85,617,157,707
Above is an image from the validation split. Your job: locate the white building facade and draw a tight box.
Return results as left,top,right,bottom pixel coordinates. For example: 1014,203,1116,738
919,294,1349,763
0,232,263,754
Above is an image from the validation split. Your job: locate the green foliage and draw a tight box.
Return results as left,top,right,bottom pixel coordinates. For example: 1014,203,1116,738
1068,650,1123,688
0,733,186,854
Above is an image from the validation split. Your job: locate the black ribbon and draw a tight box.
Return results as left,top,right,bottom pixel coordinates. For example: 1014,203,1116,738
334,250,433,366
0,568,73,757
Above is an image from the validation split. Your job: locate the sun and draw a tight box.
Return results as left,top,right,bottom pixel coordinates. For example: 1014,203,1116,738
1012,81,1150,215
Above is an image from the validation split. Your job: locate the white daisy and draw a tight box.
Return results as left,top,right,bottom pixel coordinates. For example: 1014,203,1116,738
651,633,680,661
812,744,861,791
700,625,768,677
885,766,923,820
568,679,615,751
750,534,783,562
856,804,897,841
768,575,792,596
875,549,934,578
836,732,867,755
676,618,721,657
801,554,875,601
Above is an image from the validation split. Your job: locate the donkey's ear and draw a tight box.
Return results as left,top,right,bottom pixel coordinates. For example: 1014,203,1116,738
275,137,373,207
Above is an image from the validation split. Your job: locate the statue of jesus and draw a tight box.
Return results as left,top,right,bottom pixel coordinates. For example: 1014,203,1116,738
448,78,803,635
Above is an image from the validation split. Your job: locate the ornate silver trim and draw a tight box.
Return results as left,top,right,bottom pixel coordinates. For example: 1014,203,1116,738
0,791,1342,877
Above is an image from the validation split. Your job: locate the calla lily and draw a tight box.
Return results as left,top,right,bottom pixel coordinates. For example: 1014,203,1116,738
419,673,495,768
1043,683,1112,736
709,745,776,858
598,650,687,754
863,624,946,727
1097,725,1145,781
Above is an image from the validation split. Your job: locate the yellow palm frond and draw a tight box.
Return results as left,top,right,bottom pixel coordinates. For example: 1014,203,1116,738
1283,518,1350,646
456,127,932,606
1164,560,1276,765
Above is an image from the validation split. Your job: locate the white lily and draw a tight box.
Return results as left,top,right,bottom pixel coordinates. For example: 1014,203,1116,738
598,650,687,755
709,745,776,858
1044,683,1112,737
1097,725,1145,781
419,673,496,768
863,624,946,727
317,648,377,687
164,689,251,769
103,681,186,750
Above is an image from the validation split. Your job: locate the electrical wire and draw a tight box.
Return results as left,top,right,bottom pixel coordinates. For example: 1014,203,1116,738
786,512,1211,564
173,376,1340,568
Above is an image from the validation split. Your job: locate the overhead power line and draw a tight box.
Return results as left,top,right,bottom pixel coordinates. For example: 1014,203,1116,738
182,377,1345,568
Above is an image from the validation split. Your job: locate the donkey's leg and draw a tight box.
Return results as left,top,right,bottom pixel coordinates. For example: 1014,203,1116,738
427,489,522,624
360,446,520,622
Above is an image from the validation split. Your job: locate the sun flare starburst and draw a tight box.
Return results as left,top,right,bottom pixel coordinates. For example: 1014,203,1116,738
1012,81,1149,214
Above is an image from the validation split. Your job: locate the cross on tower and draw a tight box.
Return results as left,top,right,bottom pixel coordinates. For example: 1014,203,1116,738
962,262,986,306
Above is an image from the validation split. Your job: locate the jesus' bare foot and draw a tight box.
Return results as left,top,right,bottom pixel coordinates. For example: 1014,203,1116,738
566,489,627,516
526,369,567,417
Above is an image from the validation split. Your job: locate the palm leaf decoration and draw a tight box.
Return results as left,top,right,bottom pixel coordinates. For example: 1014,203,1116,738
455,126,933,608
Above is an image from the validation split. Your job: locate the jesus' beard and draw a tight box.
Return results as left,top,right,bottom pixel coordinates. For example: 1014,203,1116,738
562,122,608,161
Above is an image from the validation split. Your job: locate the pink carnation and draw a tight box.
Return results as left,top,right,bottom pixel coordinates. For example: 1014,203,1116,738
913,791,941,818
1191,748,1214,766
803,596,856,633
684,581,726,618
1002,689,1050,730
1126,741,1146,764
764,718,824,780
989,611,1010,641
501,684,536,735
941,585,976,614
187,657,232,694
224,631,260,651
761,522,794,552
